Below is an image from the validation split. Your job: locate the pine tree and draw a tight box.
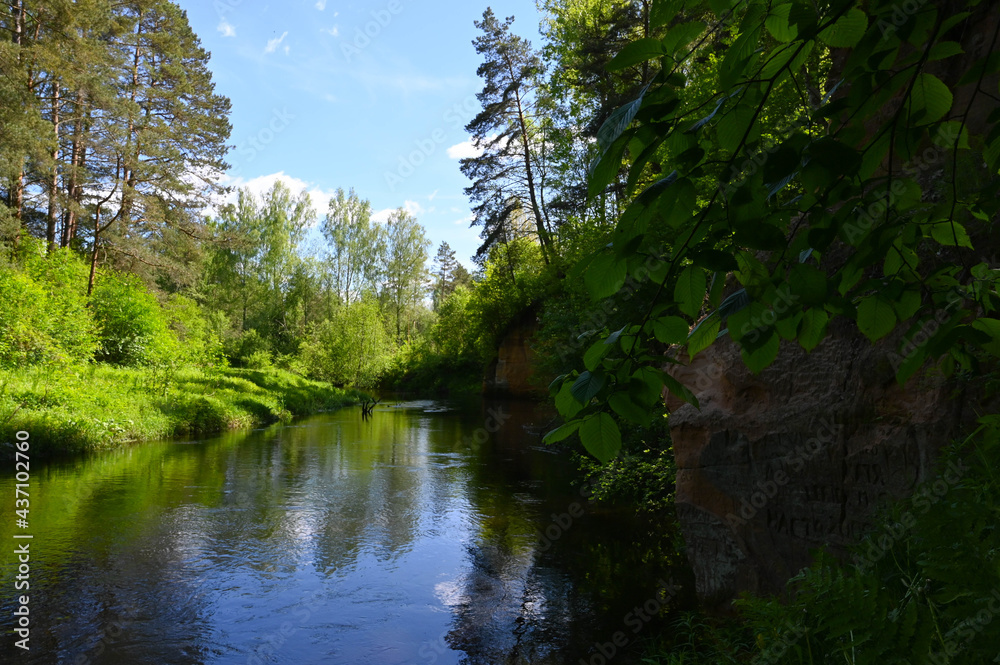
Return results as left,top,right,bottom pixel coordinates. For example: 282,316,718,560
462,9,554,265
431,241,462,310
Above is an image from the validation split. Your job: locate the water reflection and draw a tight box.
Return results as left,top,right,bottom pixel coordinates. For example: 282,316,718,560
0,399,682,664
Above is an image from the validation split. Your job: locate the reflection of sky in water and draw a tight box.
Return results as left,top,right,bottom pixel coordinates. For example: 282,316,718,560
0,400,678,665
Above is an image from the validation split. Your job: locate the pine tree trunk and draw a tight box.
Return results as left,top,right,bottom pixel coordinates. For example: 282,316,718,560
62,92,87,247
46,81,61,252
10,0,25,247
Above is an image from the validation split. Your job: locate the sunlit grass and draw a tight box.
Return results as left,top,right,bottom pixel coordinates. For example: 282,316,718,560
0,363,366,456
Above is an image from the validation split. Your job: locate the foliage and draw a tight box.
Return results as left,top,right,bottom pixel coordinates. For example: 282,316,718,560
466,237,550,360
0,0,231,286
381,207,432,342
321,187,385,304
299,299,394,388
0,241,96,366
0,364,364,458
89,270,175,366
549,0,1000,462
462,8,556,263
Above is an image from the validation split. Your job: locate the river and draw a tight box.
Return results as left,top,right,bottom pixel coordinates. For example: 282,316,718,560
1,399,685,664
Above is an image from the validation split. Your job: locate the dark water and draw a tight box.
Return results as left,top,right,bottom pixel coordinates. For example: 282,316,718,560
1,399,685,664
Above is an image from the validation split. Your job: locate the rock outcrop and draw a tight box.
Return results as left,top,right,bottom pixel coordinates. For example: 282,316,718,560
666,319,978,607
484,310,546,399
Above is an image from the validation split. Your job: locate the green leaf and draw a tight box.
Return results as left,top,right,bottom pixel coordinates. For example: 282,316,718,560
654,316,690,344
909,73,953,124
630,367,665,408
789,264,828,306
688,315,721,358
584,339,613,372
929,221,973,249
741,330,780,373
675,266,707,319
857,295,898,342
660,21,707,54
650,0,684,29
543,420,581,444
608,38,666,72
589,133,631,198
555,381,584,419
763,144,801,184
571,370,607,405
717,106,759,154
818,8,867,48
971,318,1000,358
609,392,652,427
596,93,645,152
689,248,739,272
765,4,797,42
808,137,861,176
798,308,829,352
927,41,964,62
586,253,628,300
894,290,922,321
579,412,622,463
663,373,699,408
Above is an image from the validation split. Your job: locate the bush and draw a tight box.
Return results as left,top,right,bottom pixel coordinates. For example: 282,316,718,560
225,328,272,368
162,294,226,368
0,242,96,366
299,300,393,388
89,270,175,366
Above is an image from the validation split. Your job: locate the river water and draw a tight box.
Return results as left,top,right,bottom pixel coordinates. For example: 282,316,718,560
1,399,685,664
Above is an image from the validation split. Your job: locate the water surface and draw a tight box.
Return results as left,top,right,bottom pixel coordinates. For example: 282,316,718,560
1,399,683,664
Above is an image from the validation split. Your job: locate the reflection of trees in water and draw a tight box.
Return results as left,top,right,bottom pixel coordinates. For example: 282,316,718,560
446,538,575,664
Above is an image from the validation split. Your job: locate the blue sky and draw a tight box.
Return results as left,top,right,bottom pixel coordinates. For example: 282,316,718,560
180,0,546,268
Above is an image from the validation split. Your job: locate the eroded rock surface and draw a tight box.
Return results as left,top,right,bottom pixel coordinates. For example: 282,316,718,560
666,319,975,607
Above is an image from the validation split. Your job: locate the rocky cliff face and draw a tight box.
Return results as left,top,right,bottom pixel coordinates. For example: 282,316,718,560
666,319,977,607
484,312,546,398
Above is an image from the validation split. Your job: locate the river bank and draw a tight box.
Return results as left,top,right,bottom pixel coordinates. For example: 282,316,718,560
0,363,366,458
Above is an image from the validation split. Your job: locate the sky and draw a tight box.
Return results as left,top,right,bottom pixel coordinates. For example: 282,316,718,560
179,0,547,268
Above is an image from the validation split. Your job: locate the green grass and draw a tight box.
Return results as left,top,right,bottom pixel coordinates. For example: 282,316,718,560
0,363,367,457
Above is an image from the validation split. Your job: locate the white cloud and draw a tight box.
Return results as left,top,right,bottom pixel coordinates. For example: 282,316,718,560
217,20,236,37
446,139,483,160
371,208,393,225
322,26,340,37
315,0,327,9
404,200,427,217
265,31,288,54
453,214,474,226
220,171,337,226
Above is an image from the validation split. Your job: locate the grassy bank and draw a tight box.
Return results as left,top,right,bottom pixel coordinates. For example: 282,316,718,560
0,363,367,457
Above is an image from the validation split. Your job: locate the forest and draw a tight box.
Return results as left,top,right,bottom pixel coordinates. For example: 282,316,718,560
3,0,1000,662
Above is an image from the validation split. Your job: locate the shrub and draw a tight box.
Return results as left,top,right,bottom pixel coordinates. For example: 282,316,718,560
0,242,96,366
89,270,174,366
299,299,393,387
